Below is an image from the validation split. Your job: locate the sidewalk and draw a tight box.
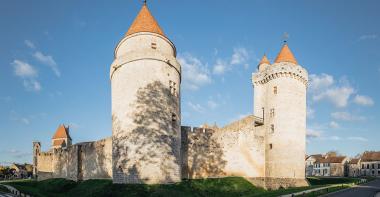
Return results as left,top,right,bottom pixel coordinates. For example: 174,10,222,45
280,184,348,197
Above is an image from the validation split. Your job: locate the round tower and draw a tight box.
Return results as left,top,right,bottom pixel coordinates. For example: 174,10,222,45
253,55,271,126
253,43,308,189
110,4,181,184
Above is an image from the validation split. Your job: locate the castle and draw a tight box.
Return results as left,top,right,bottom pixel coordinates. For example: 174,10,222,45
33,3,309,189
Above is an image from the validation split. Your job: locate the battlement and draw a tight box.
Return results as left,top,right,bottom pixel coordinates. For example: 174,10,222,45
252,63,308,86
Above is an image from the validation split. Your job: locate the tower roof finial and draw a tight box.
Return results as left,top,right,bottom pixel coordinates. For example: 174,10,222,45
282,32,289,44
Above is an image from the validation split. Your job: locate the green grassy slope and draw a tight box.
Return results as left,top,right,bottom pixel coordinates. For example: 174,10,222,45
4,177,363,197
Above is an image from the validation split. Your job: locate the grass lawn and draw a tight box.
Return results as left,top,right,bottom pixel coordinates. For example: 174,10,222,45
3,176,367,197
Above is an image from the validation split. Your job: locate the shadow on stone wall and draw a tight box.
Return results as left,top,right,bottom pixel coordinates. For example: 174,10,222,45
113,81,180,183
184,127,227,179
80,141,111,180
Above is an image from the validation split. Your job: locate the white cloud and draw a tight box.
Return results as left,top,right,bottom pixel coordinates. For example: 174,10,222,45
230,47,249,65
33,51,60,77
307,108,315,119
12,60,42,92
329,121,339,129
353,95,374,106
331,111,366,121
23,79,42,92
313,86,355,108
12,60,38,78
347,136,368,142
309,73,334,93
178,53,211,90
207,100,218,109
310,74,355,108
20,118,30,125
24,40,36,49
1,149,30,159
358,34,378,41
306,129,321,139
213,59,228,75
10,110,31,125
187,102,204,113
328,136,341,141
212,47,252,75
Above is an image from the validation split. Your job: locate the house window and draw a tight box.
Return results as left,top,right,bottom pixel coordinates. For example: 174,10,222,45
273,86,278,94
367,164,370,169
378,164,380,169
372,170,375,175
372,164,375,169
270,124,274,133
270,108,275,117
169,80,177,97
269,143,273,149
362,164,365,169
151,42,157,49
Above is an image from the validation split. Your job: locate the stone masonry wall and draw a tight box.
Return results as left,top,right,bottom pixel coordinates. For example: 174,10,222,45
181,115,265,180
36,137,111,181
80,137,112,180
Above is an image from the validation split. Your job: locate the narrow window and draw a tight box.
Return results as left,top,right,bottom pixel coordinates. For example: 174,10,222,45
151,42,157,49
270,108,275,117
273,86,278,94
367,164,370,169
171,113,177,128
372,164,375,169
270,124,274,133
378,164,380,169
362,164,365,169
169,80,177,97
269,143,273,149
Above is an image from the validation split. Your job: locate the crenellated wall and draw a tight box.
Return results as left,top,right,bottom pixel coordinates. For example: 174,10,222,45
36,137,112,181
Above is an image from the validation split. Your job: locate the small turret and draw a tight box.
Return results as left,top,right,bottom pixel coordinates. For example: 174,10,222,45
51,125,72,149
258,54,270,71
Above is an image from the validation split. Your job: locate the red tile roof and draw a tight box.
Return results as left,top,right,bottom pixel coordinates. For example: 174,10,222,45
259,54,270,65
274,43,298,64
126,4,165,37
316,156,347,164
361,151,380,162
52,125,71,140
348,158,359,164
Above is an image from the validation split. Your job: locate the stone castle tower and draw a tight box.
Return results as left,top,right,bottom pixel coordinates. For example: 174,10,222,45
51,125,72,149
252,43,308,186
32,141,41,176
110,4,182,184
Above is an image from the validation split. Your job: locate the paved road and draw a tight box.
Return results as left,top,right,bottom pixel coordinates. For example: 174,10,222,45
325,178,380,197
0,191,14,197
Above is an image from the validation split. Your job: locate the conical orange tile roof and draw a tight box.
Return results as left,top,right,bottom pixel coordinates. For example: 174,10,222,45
126,4,165,37
258,54,270,65
274,43,298,64
52,125,71,140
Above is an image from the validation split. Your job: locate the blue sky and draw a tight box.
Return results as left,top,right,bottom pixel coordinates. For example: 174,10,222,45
1,0,379,164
